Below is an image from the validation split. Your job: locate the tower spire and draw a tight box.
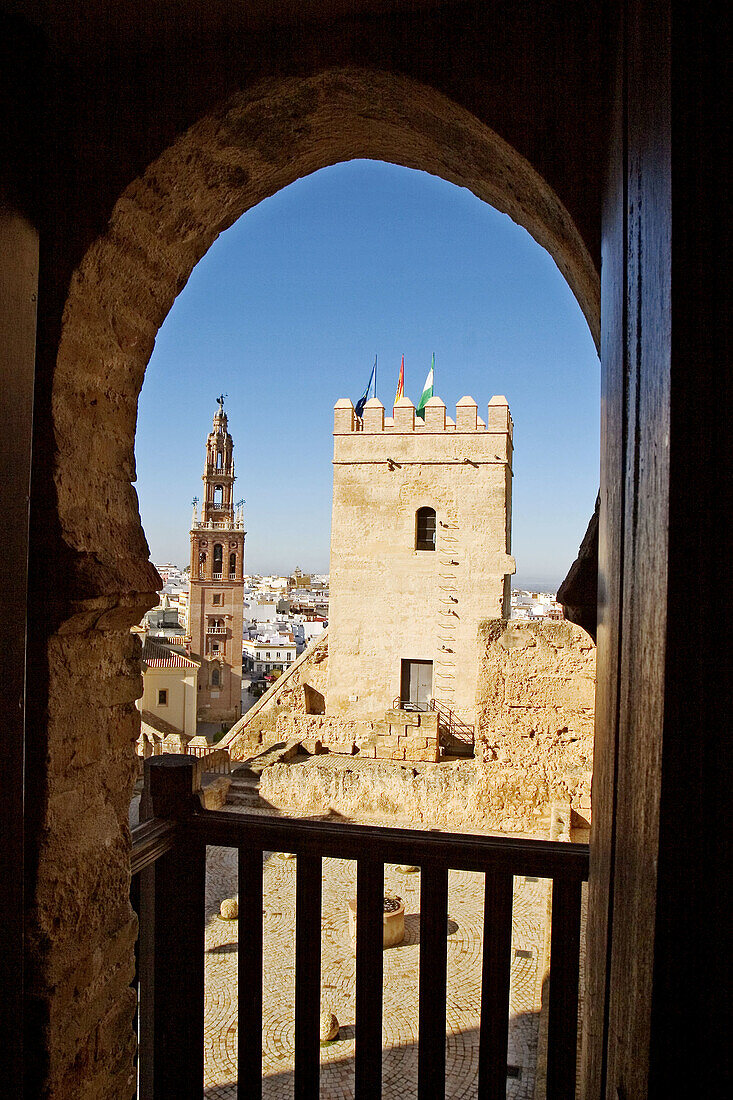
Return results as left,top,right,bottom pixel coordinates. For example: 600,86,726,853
200,397,234,522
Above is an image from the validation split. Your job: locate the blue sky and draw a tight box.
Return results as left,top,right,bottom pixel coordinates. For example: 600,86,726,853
135,160,599,590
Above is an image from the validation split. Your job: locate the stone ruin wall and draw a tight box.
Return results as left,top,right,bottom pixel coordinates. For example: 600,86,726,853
274,710,441,762
229,620,595,836
225,633,330,757
474,619,595,830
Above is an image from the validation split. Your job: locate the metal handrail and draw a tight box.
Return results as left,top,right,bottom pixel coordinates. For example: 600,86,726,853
430,697,475,736
391,696,430,712
191,747,231,785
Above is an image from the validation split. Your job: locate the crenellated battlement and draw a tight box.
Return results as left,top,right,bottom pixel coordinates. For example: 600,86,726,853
334,394,513,438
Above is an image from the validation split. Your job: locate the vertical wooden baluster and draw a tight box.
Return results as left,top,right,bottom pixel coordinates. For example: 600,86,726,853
130,872,141,1100
238,846,263,1098
477,871,514,1100
152,837,206,1100
355,858,384,1098
294,853,322,1100
546,877,582,1100
418,863,449,1100
136,863,156,1100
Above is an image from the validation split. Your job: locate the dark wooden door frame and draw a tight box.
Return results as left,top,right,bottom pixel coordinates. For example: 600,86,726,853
584,5,730,1098
400,658,433,708
0,205,38,1100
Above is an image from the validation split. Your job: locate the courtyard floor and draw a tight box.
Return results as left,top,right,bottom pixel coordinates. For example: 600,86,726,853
202,837,549,1099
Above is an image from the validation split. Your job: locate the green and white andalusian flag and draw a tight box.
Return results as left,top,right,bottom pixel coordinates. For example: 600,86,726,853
416,353,435,419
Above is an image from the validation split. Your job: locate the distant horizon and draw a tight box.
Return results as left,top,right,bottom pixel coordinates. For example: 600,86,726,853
136,161,599,582
151,556,568,595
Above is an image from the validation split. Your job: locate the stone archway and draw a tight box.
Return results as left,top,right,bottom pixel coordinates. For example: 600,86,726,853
54,67,599,594
42,65,601,1096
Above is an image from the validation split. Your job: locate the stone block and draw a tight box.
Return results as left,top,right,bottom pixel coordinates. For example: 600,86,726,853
199,775,231,809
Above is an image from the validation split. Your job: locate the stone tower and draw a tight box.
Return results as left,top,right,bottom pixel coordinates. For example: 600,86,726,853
189,397,246,722
327,393,515,726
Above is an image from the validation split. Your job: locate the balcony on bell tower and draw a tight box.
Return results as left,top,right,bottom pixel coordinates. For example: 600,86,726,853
195,395,242,528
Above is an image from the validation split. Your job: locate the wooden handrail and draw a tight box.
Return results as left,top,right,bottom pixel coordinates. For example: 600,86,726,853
131,802,589,882
183,807,588,880
130,818,177,877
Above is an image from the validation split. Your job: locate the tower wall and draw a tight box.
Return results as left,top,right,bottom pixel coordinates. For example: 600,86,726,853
327,395,515,724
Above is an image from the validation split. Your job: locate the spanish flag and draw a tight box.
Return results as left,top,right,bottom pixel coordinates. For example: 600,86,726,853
394,355,405,406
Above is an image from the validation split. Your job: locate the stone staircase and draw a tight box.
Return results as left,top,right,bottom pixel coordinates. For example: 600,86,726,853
226,768,269,811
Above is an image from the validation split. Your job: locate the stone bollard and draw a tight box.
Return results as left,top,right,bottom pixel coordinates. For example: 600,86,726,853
319,1010,340,1042
219,898,238,920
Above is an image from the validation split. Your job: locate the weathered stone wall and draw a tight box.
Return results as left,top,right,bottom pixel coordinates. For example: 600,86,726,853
258,757,562,834
230,619,594,830
475,619,595,824
275,708,440,762
253,619,594,833
276,714,364,755
26,625,155,1099
224,633,330,759
369,709,440,762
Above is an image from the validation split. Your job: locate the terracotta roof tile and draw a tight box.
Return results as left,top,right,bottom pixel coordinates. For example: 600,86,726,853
141,638,199,668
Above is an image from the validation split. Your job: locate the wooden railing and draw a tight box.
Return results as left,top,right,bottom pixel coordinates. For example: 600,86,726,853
131,755,588,1100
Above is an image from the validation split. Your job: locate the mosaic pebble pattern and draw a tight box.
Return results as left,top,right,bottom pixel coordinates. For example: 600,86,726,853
203,842,549,1099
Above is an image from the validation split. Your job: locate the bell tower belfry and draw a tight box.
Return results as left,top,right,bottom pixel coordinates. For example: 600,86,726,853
189,397,246,723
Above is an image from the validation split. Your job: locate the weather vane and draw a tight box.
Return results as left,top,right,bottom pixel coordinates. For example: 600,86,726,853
216,393,227,412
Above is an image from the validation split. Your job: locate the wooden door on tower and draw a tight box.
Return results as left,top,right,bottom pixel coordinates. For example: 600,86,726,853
401,659,433,709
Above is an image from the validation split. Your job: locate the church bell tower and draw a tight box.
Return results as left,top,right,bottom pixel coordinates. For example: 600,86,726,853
189,396,246,723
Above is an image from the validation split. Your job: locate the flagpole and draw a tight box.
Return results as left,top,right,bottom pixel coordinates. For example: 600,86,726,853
374,355,378,402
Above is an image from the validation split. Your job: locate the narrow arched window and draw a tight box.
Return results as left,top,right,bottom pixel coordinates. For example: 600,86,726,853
216,451,223,469
213,485,223,506
229,551,237,577
213,544,223,573
415,507,436,551
211,668,220,688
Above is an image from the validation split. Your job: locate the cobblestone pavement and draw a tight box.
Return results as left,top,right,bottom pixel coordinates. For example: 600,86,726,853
203,840,549,1099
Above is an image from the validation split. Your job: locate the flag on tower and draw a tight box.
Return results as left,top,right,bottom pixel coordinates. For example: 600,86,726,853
416,353,435,420
394,355,405,405
354,356,377,419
